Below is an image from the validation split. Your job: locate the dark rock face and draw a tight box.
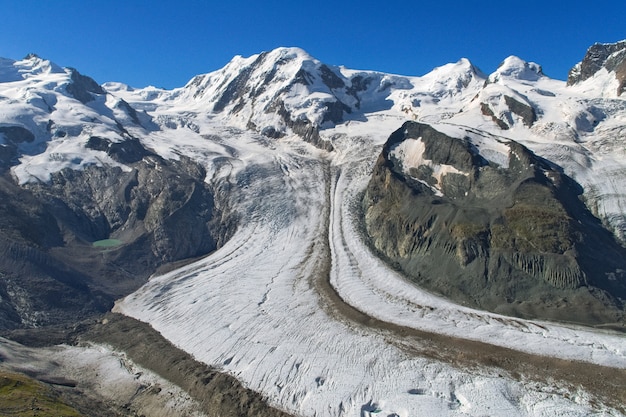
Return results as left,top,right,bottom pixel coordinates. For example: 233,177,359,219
65,68,105,104
319,64,345,89
480,103,509,130
0,176,109,329
86,136,151,164
363,121,626,327
568,40,626,95
0,143,234,330
0,126,36,170
503,95,536,127
480,95,537,130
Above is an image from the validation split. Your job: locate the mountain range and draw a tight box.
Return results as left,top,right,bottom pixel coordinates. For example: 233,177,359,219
0,41,625,416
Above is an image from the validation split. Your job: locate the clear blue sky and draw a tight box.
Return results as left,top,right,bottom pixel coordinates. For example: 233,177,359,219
2,0,625,88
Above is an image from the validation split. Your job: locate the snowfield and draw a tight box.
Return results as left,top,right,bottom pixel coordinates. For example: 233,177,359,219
3,48,626,416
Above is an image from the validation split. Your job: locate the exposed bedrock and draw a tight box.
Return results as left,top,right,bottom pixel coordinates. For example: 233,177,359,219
0,125,36,171
65,68,106,104
0,139,236,331
567,40,626,95
363,121,626,327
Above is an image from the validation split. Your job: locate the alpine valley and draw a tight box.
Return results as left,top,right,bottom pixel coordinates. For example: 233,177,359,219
0,41,625,417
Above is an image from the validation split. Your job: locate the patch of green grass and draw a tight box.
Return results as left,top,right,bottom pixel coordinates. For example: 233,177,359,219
92,238,123,248
0,371,83,417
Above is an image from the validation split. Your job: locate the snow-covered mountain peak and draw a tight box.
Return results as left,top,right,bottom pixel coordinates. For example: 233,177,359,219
0,54,65,83
417,57,485,97
0,55,154,183
264,46,316,63
0,54,103,102
18,53,63,71
226,46,315,69
489,55,544,83
427,57,481,76
169,50,490,146
179,46,322,102
168,47,358,148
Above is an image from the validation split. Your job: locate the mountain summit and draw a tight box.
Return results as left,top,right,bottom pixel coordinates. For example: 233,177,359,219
568,40,626,96
173,47,355,148
489,55,544,82
170,48,489,149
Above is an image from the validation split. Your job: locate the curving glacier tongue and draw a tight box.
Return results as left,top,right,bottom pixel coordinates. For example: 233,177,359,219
111,44,626,417
115,118,626,416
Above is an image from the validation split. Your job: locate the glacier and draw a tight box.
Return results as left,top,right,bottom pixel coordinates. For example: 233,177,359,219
2,45,626,416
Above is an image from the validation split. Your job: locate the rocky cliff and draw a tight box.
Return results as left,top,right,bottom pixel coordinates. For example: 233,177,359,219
0,55,238,331
0,138,234,331
568,40,626,96
363,121,626,326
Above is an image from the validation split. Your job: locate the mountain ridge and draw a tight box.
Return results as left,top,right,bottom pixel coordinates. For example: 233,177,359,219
1,41,626,417
1,42,626,330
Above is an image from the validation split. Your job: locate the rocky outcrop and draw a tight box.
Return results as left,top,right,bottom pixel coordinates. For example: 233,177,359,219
65,68,106,104
479,91,538,131
0,140,235,330
480,102,510,129
503,95,536,127
0,125,36,170
363,121,626,326
86,136,151,164
271,100,335,151
568,40,626,95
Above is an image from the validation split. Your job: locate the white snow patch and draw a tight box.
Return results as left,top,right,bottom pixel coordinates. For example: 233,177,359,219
390,136,469,195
